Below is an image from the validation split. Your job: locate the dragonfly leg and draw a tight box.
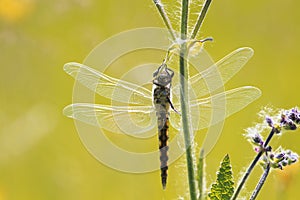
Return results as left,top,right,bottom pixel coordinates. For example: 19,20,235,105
167,97,181,115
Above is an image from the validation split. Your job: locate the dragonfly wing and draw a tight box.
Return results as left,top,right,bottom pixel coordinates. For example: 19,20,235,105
170,86,261,130
63,103,157,136
172,48,254,99
64,62,152,105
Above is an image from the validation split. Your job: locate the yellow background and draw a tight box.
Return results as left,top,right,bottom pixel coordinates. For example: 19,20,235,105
0,0,299,199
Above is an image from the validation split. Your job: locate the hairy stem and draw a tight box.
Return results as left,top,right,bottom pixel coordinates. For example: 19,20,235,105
197,149,205,200
179,0,197,199
153,0,177,40
231,128,275,200
191,0,212,39
231,151,263,200
249,164,271,200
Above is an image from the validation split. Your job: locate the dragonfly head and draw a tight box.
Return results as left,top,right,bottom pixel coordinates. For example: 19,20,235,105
153,63,174,87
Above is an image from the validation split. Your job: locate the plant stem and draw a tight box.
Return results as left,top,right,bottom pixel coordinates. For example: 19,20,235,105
153,0,177,40
231,151,263,200
197,149,205,200
249,164,271,200
180,0,189,39
191,0,212,39
263,127,275,146
179,0,197,199
231,128,276,200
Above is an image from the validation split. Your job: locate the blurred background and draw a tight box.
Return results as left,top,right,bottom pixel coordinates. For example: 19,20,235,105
0,0,299,199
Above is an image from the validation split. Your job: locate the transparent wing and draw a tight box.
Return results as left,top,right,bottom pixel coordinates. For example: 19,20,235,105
172,47,254,99
64,62,152,105
170,86,261,130
63,103,157,136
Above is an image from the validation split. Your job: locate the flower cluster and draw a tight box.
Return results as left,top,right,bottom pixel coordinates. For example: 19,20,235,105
260,147,299,170
265,107,300,132
245,130,264,153
246,107,299,146
245,107,299,170
280,108,300,130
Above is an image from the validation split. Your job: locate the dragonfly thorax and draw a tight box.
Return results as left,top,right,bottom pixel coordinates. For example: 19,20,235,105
153,86,171,108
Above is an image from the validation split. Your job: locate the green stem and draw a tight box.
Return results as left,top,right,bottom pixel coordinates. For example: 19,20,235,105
179,0,197,199
191,0,212,39
153,0,177,40
181,0,189,38
249,164,271,200
231,128,275,200
197,149,205,200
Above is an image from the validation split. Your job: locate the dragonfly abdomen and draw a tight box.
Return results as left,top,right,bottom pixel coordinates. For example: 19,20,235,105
157,113,169,190
154,86,171,189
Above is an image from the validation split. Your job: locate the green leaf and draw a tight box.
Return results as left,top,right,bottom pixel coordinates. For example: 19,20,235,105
208,154,234,200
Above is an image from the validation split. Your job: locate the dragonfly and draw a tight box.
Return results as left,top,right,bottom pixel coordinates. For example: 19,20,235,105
152,61,175,189
63,47,261,189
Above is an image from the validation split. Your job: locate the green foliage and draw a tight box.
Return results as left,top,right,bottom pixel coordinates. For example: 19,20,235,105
208,154,234,200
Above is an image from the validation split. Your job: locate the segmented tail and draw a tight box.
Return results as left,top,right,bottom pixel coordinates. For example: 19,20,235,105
158,118,169,189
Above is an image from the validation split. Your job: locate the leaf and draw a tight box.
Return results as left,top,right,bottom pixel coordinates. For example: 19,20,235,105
208,154,234,200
